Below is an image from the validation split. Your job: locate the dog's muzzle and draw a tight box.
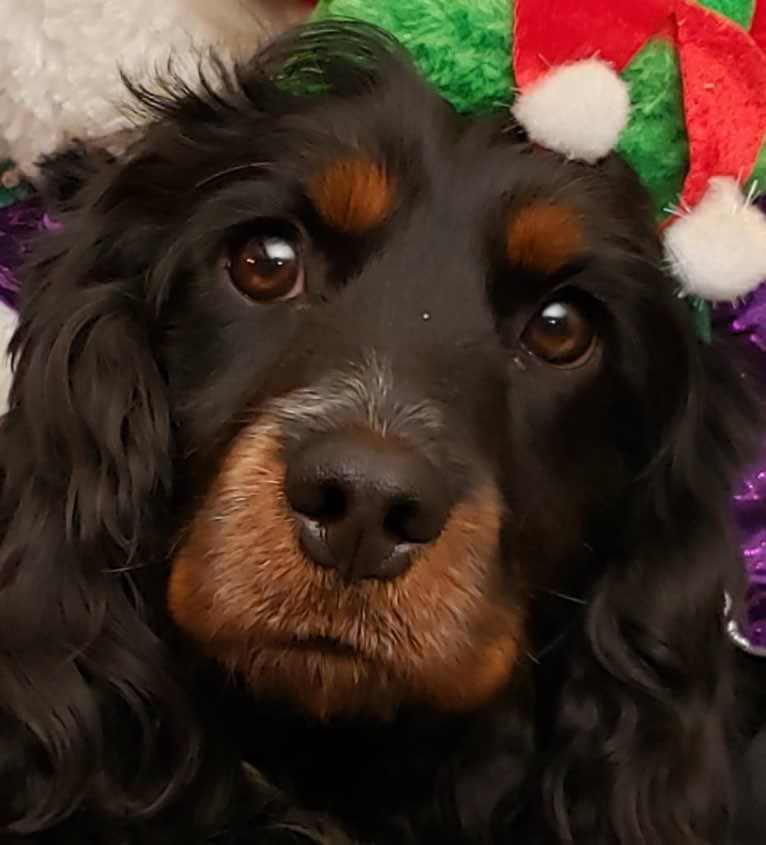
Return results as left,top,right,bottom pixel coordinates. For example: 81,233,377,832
167,358,523,718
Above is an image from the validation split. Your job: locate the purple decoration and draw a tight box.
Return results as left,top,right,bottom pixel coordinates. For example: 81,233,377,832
718,290,766,650
0,195,57,311
0,189,765,649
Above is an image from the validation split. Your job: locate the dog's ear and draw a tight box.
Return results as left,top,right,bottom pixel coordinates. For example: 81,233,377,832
0,157,204,835
542,311,760,845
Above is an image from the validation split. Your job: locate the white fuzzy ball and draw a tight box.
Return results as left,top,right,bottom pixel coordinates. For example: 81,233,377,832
512,58,631,163
664,177,766,301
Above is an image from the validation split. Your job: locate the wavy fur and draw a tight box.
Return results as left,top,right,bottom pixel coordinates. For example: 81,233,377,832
0,22,763,845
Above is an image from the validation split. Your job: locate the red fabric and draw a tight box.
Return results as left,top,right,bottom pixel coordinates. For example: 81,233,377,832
676,0,766,207
513,0,674,90
751,0,766,49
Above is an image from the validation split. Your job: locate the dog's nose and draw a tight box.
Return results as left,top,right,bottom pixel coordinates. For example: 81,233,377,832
284,431,449,582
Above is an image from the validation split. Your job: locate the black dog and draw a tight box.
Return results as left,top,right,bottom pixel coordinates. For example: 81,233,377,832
0,22,764,845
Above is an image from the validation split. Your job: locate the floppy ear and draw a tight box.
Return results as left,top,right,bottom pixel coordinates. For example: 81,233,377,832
542,318,760,845
0,156,203,835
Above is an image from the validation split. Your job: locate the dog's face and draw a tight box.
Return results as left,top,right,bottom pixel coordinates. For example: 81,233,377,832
84,31,688,721
163,129,646,718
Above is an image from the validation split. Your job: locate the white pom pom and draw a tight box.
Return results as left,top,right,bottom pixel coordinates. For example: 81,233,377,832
664,177,766,301
512,59,631,163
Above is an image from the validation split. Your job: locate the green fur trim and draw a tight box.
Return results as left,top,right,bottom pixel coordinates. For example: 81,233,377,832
313,0,514,113
688,296,713,344
618,39,687,219
696,0,755,28
746,133,766,196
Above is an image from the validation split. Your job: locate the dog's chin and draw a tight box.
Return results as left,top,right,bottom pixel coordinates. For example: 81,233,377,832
192,626,522,721
169,552,524,720
221,637,407,721
169,549,523,720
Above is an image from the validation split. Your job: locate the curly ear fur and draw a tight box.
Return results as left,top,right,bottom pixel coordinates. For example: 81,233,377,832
0,178,202,835
541,325,760,845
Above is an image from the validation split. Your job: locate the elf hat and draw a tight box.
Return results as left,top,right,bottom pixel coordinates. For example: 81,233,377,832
312,0,766,312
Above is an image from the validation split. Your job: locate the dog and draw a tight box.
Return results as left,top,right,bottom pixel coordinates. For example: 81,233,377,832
0,21,764,845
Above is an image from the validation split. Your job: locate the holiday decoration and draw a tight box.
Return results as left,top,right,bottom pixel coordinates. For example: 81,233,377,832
314,0,766,307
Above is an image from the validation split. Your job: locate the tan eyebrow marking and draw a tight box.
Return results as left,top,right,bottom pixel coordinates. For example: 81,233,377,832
506,202,588,274
309,155,397,234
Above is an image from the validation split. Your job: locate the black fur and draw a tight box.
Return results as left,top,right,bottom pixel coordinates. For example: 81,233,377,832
0,22,764,845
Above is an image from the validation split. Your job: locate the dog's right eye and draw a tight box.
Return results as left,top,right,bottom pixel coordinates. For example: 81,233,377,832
227,231,304,302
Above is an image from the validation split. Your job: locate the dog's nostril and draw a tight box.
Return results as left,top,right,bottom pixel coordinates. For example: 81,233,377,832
284,431,450,583
292,480,348,524
384,498,436,545
318,482,347,522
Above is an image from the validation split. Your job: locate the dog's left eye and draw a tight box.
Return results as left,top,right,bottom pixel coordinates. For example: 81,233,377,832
522,297,597,367
227,232,304,302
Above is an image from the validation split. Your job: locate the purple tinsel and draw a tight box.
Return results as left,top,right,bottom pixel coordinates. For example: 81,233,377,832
1,191,766,648
0,194,57,311
717,287,766,649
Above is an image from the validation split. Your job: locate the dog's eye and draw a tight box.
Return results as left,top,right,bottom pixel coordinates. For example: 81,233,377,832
228,233,304,301
522,298,596,366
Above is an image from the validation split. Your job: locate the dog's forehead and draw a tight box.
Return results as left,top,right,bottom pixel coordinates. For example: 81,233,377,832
296,99,577,216
297,91,612,252
288,111,598,325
